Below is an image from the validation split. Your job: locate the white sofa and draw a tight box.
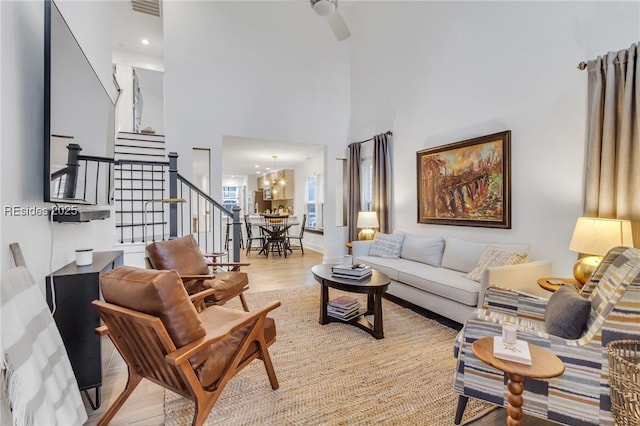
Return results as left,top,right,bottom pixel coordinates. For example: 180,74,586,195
352,234,552,324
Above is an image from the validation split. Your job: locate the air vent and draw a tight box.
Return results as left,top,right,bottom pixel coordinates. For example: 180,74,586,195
131,0,161,17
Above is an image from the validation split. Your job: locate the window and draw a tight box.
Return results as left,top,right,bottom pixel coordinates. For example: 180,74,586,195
305,174,324,230
360,158,373,211
222,186,240,212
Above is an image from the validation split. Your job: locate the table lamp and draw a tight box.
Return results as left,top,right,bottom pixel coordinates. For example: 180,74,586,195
357,211,379,241
569,217,634,285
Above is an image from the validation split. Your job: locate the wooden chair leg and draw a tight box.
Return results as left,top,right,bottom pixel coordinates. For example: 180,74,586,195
191,395,218,426
257,339,279,390
454,395,469,425
239,292,249,312
192,393,220,426
97,370,143,426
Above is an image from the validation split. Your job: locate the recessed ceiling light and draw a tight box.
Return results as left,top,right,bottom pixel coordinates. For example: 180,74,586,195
141,39,149,45
254,165,259,168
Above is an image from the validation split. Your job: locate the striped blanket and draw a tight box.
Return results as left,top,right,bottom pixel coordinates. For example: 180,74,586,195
1,267,87,426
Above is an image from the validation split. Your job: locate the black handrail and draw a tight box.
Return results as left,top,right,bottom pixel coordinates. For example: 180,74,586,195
176,172,231,217
112,152,241,262
50,146,114,204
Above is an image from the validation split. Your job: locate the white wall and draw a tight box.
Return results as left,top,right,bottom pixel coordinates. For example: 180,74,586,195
349,1,640,274
163,1,351,263
55,0,114,101
293,153,325,252
1,1,115,289
112,49,164,133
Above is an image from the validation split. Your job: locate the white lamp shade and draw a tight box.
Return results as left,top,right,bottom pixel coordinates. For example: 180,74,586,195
357,211,379,229
569,217,634,256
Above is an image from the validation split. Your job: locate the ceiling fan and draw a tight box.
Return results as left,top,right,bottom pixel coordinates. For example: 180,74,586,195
310,0,351,41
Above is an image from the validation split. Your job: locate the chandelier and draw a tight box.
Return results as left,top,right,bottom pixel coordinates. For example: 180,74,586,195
263,155,285,195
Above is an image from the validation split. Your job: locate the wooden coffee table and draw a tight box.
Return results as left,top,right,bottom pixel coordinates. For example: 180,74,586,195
472,337,565,425
311,264,390,339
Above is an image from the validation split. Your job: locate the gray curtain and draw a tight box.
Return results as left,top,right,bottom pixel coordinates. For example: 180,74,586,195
348,143,361,242
584,42,640,246
373,133,392,234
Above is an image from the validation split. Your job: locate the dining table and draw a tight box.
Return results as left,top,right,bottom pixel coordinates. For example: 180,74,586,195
251,215,299,258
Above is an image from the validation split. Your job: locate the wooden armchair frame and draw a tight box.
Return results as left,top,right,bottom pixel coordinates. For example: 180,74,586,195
92,293,280,426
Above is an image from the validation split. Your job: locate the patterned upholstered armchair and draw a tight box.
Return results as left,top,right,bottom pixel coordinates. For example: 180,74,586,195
453,246,640,425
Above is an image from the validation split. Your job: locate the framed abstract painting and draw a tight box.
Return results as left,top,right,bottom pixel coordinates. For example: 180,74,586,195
416,130,511,228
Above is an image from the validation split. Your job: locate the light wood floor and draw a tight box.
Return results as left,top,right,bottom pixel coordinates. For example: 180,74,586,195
84,247,556,426
85,248,323,425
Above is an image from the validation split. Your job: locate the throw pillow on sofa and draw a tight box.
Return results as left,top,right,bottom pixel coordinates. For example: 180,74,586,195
368,232,405,258
400,235,445,267
465,246,528,282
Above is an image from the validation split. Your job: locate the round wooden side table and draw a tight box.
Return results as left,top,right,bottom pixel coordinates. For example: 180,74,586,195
472,337,565,426
536,277,579,292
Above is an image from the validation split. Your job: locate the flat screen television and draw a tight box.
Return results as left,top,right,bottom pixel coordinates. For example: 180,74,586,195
44,0,115,205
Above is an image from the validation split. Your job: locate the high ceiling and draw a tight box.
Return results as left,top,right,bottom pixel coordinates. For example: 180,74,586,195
112,1,326,179
221,136,325,179
112,0,163,58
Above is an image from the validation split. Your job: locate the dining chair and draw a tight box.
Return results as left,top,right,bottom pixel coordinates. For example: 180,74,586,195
93,266,280,426
286,214,306,255
262,215,289,258
224,216,244,251
244,215,265,256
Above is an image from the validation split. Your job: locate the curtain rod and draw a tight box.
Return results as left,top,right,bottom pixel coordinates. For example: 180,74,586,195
578,57,622,70
351,131,393,146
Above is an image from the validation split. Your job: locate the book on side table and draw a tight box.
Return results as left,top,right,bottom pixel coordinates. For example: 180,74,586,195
493,336,532,365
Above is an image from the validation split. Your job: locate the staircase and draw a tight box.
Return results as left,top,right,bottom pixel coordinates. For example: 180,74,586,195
115,132,166,162
114,132,169,244
111,132,242,265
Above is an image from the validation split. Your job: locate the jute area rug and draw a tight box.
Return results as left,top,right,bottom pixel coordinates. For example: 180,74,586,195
164,286,494,425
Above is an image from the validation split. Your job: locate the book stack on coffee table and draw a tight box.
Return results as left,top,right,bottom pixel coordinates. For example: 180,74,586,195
327,295,361,321
331,264,372,280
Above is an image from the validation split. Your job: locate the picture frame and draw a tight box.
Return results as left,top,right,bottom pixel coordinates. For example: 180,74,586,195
416,130,511,228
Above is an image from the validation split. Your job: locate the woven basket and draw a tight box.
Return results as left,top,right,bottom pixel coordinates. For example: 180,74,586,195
607,340,640,426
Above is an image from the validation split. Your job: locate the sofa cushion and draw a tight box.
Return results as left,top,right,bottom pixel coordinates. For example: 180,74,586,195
441,237,488,273
400,235,445,267
355,256,418,281
368,232,405,258
399,266,480,307
441,237,530,273
545,285,591,339
465,246,528,282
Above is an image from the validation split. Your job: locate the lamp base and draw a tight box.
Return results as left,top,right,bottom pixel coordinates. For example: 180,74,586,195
358,229,376,241
573,255,603,285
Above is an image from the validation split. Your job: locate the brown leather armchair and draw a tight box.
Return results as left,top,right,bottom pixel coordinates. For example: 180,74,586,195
93,266,280,426
146,235,250,311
